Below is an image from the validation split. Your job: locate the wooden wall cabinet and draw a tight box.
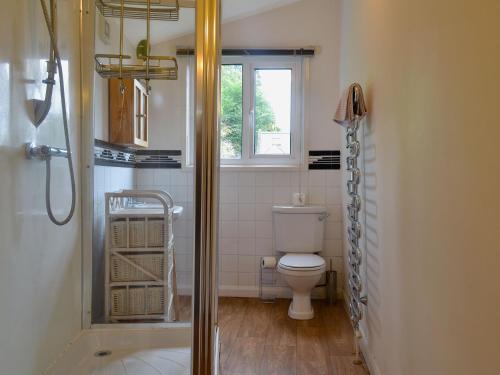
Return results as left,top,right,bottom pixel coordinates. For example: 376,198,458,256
109,78,149,148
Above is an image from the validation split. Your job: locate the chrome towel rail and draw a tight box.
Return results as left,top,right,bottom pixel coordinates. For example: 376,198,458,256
334,82,368,366
346,120,367,329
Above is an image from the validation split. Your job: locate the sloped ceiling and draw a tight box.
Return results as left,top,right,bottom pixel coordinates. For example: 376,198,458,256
117,0,301,46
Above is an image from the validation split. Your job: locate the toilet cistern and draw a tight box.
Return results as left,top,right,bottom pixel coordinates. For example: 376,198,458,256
273,205,327,320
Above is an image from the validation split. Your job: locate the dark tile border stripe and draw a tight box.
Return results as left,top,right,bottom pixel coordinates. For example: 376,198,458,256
94,139,182,169
135,163,181,169
308,150,341,170
135,149,182,156
309,150,340,156
308,164,340,170
95,139,136,154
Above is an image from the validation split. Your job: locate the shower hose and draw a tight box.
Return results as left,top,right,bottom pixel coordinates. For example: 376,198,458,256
39,0,76,226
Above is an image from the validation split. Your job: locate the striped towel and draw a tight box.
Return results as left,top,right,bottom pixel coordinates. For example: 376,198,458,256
333,83,367,126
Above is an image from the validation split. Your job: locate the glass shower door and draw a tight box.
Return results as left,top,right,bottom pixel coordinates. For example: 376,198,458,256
86,0,221,373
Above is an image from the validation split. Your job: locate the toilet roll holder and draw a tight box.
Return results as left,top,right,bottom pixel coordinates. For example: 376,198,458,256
259,256,277,303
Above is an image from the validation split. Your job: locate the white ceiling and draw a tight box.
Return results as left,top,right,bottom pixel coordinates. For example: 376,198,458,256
120,0,301,46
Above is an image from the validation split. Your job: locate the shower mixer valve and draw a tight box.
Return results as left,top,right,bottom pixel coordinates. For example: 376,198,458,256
25,142,69,160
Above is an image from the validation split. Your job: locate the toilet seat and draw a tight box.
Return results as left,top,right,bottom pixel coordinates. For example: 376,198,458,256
278,254,326,274
277,254,326,319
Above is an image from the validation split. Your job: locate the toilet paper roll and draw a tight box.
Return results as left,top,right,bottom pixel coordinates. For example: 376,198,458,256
292,192,306,207
261,256,277,269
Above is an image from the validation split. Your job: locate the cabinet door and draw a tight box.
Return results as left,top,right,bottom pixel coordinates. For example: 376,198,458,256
109,78,134,146
133,80,149,148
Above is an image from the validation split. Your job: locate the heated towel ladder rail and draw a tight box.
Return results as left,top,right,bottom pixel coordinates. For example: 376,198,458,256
334,82,368,366
346,119,368,330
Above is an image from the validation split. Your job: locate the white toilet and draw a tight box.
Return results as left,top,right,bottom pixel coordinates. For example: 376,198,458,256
273,205,327,320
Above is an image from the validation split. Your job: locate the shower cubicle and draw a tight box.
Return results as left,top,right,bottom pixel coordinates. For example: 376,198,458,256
30,0,223,373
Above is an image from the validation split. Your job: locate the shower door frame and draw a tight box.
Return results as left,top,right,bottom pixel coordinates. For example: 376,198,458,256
192,0,221,373
79,0,221,373
80,0,96,330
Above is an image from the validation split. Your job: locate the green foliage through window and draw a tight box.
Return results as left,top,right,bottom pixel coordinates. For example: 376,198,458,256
220,65,278,159
220,65,243,159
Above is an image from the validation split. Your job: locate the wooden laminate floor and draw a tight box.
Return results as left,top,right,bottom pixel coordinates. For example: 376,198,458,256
218,297,369,375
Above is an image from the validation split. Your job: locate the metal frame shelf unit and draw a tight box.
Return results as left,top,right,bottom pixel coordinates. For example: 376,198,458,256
96,0,181,21
94,0,184,84
104,190,178,322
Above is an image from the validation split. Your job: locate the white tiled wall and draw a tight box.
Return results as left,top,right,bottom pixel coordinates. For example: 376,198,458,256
218,169,344,297
132,167,344,298
137,0,344,299
0,1,83,372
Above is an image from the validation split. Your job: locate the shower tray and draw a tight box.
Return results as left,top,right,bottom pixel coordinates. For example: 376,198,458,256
75,347,190,375
44,326,191,375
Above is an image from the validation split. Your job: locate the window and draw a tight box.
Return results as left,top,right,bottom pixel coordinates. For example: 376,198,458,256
220,57,303,165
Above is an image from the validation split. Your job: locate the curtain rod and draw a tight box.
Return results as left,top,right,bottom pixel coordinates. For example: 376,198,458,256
176,48,315,56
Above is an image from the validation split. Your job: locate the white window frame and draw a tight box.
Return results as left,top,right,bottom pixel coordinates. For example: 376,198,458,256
220,56,304,166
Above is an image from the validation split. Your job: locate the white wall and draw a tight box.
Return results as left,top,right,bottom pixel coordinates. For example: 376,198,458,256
340,0,500,374
139,0,345,297
0,0,82,373
147,57,190,152
220,0,342,151
160,0,343,152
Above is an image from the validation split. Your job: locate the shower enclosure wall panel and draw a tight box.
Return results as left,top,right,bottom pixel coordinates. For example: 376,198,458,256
0,0,83,373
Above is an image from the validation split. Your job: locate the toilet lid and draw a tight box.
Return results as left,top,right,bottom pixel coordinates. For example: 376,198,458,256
278,254,325,270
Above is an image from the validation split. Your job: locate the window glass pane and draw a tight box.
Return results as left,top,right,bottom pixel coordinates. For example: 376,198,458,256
254,69,292,155
220,64,243,159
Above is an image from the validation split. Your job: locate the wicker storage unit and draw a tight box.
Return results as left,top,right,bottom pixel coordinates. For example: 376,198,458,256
105,190,177,322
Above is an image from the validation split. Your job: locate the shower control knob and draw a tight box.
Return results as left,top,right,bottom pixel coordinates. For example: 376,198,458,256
25,142,69,160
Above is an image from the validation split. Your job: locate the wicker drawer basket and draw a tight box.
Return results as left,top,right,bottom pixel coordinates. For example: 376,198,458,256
110,219,165,248
129,219,146,247
110,254,164,282
147,219,165,247
147,286,166,314
110,286,165,316
110,287,128,316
